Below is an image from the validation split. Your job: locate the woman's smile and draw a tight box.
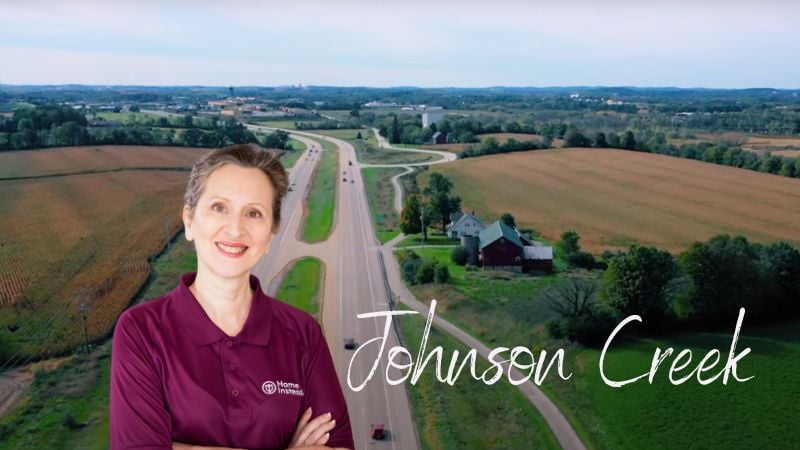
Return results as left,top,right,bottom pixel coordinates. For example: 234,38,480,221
215,241,249,257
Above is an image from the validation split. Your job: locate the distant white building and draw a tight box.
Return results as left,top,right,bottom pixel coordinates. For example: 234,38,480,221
364,101,398,108
422,111,444,128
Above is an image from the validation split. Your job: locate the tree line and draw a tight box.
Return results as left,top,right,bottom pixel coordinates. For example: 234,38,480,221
556,125,800,179
0,105,300,151
545,232,800,345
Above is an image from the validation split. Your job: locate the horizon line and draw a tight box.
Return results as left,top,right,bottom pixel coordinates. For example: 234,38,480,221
2,83,800,91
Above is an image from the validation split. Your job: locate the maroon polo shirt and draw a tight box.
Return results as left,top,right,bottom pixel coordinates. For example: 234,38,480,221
110,272,354,450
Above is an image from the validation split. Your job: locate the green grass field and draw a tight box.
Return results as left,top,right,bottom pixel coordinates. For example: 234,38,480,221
0,233,196,449
310,129,378,145
396,234,459,248
396,244,800,448
395,303,560,450
278,141,306,171
91,111,160,123
361,167,404,244
545,321,800,449
352,140,434,165
287,137,307,152
252,120,298,129
274,257,323,317
300,148,338,243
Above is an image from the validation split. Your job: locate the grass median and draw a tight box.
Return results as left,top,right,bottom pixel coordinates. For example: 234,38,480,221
300,146,338,243
274,257,323,318
361,167,405,244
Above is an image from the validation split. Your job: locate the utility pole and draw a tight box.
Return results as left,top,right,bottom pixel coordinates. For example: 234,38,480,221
420,208,425,249
78,294,93,354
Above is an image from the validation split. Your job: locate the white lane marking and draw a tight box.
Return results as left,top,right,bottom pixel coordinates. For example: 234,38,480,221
352,165,397,450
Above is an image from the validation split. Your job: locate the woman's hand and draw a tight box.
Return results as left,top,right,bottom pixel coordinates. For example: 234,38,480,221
287,407,338,448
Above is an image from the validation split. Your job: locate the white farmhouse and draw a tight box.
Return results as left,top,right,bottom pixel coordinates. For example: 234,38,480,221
446,212,485,239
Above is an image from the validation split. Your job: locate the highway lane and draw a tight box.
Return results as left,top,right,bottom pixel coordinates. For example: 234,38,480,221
246,126,420,450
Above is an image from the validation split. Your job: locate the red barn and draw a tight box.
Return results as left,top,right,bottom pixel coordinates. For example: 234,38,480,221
479,221,554,273
479,221,524,271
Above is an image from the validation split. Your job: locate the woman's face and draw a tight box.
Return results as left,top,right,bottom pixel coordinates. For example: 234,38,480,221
182,164,276,280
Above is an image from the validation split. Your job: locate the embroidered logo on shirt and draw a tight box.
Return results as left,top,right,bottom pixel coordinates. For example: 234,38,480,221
262,380,304,397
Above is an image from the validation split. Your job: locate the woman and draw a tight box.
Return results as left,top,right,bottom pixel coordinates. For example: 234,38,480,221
110,143,354,450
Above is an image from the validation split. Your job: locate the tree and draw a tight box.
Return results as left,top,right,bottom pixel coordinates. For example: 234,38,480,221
504,121,522,133
757,242,800,316
356,131,363,140
183,128,202,147
423,173,461,232
390,115,401,144
16,118,34,132
778,158,795,177
399,195,423,235
402,259,422,284
601,245,678,323
557,230,581,256
450,246,468,265
542,277,598,321
500,212,516,229
182,115,194,128
434,264,450,283
564,127,591,147
263,130,290,149
759,154,782,174
679,235,760,323
594,132,608,148
622,131,636,150
440,121,452,134
542,278,619,345
416,260,437,284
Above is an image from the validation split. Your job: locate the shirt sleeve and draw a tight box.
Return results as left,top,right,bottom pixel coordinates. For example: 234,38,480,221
300,320,355,450
110,310,173,450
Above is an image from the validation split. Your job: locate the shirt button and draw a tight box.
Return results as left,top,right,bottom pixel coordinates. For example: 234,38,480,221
229,363,237,371
225,339,233,347
231,389,240,397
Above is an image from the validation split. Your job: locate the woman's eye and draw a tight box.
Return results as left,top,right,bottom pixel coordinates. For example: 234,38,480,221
248,210,262,218
212,203,224,212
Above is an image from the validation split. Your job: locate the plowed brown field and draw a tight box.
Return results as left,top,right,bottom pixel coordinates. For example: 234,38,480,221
424,148,800,254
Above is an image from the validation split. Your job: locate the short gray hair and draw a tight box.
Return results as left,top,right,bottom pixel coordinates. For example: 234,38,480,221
184,143,288,233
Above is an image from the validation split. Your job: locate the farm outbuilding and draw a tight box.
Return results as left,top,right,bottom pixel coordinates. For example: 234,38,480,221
479,221,554,273
431,131,448,145
479,221,524,271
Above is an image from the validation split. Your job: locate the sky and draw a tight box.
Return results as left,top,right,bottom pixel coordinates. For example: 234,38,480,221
1,0,799,89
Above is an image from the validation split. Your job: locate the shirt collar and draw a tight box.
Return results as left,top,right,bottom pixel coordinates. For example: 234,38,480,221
170,272,273,347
